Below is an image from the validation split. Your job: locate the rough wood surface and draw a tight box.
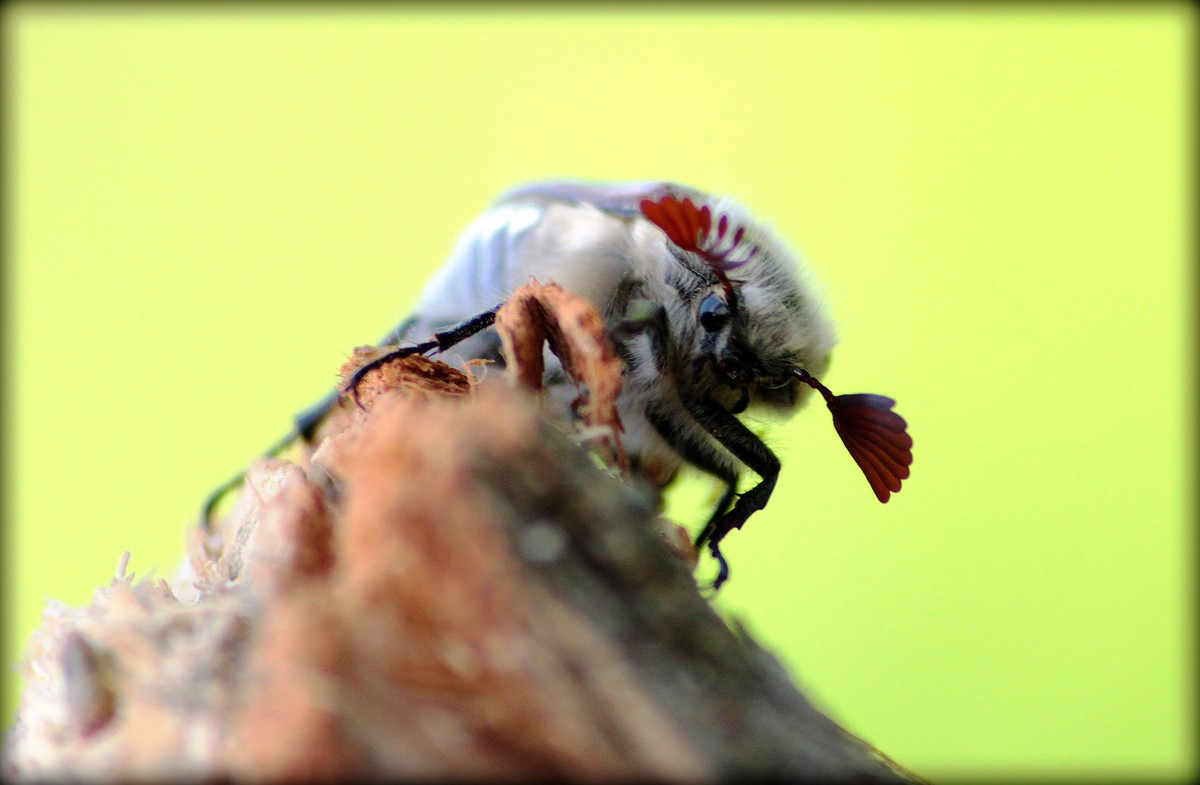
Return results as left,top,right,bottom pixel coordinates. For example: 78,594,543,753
4,286,918,782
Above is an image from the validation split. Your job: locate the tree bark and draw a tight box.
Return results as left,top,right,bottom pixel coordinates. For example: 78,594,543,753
5,297,919,783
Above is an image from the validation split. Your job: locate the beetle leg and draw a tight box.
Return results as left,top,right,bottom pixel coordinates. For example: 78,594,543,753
644,403,741,587
200,310,499,528
617,302,746,587
343,305,502,409
682,397,781,590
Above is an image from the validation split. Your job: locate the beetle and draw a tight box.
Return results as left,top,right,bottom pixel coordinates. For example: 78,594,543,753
203,180,913,589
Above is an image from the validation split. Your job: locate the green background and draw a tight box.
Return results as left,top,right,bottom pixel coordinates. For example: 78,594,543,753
4,5,1193,781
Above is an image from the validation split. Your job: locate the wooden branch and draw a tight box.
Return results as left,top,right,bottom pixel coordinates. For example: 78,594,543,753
4,299,919,782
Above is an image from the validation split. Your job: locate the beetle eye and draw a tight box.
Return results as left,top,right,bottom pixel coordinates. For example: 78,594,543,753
698,292,731,332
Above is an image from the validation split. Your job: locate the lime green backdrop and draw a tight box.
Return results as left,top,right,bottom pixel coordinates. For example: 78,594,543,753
4,5,1193,781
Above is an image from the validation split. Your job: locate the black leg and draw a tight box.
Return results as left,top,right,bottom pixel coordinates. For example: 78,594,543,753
616,301,750,588
343,305,502,409
199,397,335,529
696,484,739,549
288,315,419,441
291,389,340,442
682,397,781,590
644,404,739,535
200,472,246,527
201,307,500,528
709,540,730,591
644,403,742,589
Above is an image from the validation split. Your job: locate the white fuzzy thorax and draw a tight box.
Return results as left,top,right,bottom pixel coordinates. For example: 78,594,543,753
407,180,838,492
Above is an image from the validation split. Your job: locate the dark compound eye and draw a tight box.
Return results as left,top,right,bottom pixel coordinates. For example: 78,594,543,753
698,292,731,332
